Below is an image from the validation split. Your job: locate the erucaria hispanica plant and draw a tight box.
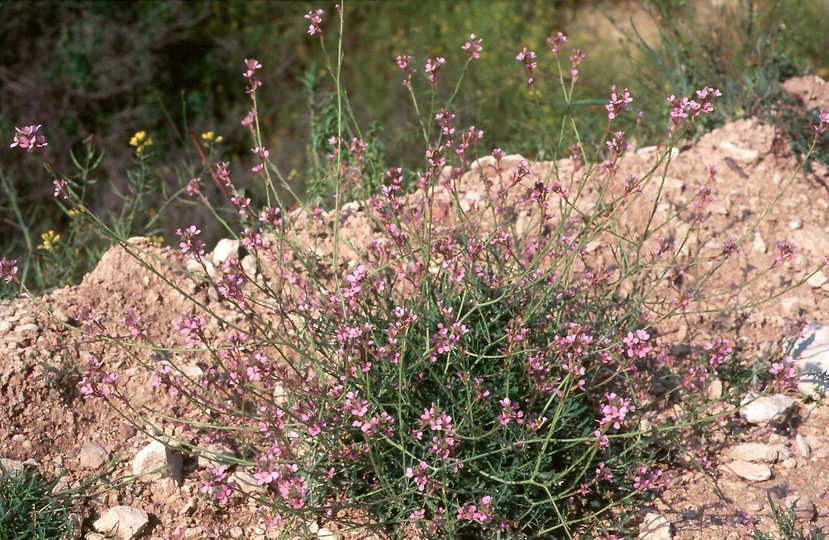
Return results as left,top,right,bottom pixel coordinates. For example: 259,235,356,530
5,4,829,539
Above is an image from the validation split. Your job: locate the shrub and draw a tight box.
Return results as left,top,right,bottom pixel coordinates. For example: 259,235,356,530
4,3,829,538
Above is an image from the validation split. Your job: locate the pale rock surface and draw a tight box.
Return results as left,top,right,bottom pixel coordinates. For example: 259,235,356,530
231,470,267,495
132,440,183,482
739,394,796,427
796,433,812,459
211,238,240,266
638,512,672,540
793,322,829,397
196,442,236,469
720,460,772,482
726,442,779,463
78,440,109,469
93,506,149,540
808,271,828,288
0,457,25,476
784,495,816,521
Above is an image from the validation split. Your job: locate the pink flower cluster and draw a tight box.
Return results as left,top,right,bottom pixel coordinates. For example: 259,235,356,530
10,125,47,153
667,86,722,132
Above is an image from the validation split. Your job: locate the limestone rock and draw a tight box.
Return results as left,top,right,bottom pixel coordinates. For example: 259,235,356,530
317,528,337,540
796,433,812,459
720,460,772,482
793,323,829,397
231,470,267,495
808,271,828,288
212,238,240,266
740,394,796,427
132,440,183,483
0,457,25,476
727,443,779,463
93,506,149,540
78,440,109,470
638,512,673,540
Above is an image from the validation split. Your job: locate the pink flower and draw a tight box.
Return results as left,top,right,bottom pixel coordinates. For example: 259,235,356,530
176,225,205,259
569,48,585,81
243,58,262,95
462,34,483,60
546,32,567,57
606,86,633,122
0,257,18,284
516,47,537,86
11,125,47,153
425,57,446,86
622,329,651,358
185,177,201,198
53,179,68,199
305,9,324,36
818,110,829,134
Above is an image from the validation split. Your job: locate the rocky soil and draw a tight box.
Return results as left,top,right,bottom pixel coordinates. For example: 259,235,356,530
2,75,829,539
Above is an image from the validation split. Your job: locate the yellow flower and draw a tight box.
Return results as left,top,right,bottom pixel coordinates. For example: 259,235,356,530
201,131,223,144
129,131,153,154
67,209,79,218
148,235,164,247
37,230,61,251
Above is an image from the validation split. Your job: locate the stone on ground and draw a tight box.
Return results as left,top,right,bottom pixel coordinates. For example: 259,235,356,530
93,506,149,540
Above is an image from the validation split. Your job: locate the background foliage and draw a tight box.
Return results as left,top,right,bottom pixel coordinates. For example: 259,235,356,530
1,0,827,295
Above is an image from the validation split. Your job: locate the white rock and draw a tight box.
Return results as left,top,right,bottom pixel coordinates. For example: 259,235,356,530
78,441,109,470
752,232,767,253
808,271,828,288
789,218,803,230
0,458,25,476
0,320,10,332
86,533,106,540
241,254,258,276
720,460,772,482
638,512,672,540
796,433,812,459
230,526,244,538
14,323,39,333
772,444,792,461
727,443,779,463
793,322,829,397
231,470,267,495
740,394,797,427
132,440,183,483
212,239,240,266
317,528,337,540
184,257,218,280
706,379,724,400
92,506,149,540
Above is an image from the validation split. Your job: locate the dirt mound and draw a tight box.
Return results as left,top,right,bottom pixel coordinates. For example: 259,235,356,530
2,76,829,539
